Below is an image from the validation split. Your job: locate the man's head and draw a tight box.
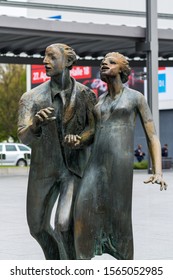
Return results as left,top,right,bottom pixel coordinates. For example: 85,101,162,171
43,43,77,77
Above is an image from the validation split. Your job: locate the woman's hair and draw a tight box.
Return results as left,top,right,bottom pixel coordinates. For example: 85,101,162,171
49,43,77,69
105,52,131,83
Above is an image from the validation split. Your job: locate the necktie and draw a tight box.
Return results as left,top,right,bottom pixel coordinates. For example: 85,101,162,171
53,94,64,145
53,94,68,166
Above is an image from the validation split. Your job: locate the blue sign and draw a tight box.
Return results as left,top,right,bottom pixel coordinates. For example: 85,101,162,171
158,73,166,93
49,15,62,20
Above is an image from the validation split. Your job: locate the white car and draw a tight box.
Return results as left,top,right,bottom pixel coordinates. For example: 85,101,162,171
0,143,31,167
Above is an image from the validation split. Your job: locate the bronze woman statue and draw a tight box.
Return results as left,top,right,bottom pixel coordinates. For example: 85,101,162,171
74,52,167,260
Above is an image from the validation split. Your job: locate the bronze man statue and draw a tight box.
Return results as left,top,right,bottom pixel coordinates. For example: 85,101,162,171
74,52,167,260
18,43,96,260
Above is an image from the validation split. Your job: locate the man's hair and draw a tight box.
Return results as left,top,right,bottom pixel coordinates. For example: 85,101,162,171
48,43,77,69
104,52,131,83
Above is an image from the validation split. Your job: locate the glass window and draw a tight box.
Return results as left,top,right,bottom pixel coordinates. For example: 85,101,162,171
18,145,30,151
0,145,2,152
5,145,17,151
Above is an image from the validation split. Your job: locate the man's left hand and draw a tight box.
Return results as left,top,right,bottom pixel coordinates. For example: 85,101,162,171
64,134,81,148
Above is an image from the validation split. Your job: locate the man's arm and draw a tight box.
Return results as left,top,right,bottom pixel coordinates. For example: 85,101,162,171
18,93,55,145
18,93,38,145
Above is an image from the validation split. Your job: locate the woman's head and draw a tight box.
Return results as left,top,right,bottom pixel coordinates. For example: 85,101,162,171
100,52,131,83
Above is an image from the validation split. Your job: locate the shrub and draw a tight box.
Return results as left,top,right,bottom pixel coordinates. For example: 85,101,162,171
133,160,148,169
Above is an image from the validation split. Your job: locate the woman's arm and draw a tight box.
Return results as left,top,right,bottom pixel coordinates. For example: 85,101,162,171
137,94,167,190
64,90,97,149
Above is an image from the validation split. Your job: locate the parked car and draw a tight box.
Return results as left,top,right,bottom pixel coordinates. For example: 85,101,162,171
0,143,31,167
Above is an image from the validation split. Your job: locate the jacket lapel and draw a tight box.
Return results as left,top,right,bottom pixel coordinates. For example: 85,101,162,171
63,78,77,125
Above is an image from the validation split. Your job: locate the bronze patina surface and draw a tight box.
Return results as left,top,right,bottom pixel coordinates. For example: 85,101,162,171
18,43,96,260
74,52,167,260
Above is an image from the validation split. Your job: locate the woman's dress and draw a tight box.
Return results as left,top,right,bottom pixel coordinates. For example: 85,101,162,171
74,86,152,260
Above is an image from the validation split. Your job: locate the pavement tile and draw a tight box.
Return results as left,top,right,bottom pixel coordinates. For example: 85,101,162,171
0,169,172,260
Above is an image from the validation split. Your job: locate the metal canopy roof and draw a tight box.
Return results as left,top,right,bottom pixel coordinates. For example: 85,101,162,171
1,15,173,65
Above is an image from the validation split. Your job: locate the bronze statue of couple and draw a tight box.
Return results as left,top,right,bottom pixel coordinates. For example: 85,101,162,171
18,43,167,260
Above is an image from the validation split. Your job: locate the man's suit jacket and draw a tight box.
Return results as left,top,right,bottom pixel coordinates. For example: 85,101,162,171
18,78,96,186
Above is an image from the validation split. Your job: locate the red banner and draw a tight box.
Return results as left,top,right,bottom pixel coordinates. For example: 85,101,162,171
70,66,92,79
31,65,92,84
31,65,50,84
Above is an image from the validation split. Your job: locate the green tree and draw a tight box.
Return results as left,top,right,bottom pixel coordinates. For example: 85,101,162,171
0,64,26,142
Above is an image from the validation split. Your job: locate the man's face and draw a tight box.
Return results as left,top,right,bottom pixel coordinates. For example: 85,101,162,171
100,54,122,82
43,46,67,77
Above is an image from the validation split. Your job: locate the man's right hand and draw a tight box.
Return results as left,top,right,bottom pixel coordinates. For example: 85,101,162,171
31,107,56,132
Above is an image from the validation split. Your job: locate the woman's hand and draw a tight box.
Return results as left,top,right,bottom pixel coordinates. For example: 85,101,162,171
144,174,167,191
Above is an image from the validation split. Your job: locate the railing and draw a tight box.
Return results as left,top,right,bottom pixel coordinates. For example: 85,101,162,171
162,157,173,169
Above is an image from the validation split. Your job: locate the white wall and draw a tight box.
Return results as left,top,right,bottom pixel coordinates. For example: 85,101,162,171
26,0,173,29
1,0,173,29
0,0,27,17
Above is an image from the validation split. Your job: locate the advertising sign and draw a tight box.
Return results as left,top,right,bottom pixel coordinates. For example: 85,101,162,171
30,65,107,97
30,65,145,98
29,64,173,109
158,67,173,109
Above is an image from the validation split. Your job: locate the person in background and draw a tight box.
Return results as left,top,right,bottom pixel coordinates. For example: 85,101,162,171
134,144,146,162
162,144,168,157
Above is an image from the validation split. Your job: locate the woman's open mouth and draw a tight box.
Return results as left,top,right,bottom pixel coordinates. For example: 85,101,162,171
101,66,109,72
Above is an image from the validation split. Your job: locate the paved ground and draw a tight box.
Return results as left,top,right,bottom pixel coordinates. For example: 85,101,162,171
0,168,172,260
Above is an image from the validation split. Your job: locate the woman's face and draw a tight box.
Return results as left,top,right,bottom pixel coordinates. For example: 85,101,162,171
100,54,122,82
